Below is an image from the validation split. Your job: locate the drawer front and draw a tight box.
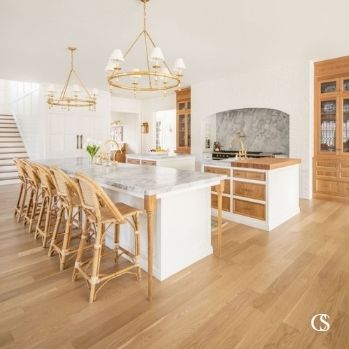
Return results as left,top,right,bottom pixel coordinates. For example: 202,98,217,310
315,179,338,194
339,161,349,181
127,158,140,165
233,199,266,220
204,166,231,176
141,160,156,166
315,159,337,169
339,182,349,196
234,181,266,201
211,194,230,212
233,170,266,181
315,169,337,179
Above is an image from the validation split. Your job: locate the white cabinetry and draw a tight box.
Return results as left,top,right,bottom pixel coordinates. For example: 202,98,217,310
45,93,110,159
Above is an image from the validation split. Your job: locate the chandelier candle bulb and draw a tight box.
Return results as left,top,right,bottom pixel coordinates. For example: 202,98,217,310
47,84,56,94
72,84,81,94
110,49,125,63
150,47,165,62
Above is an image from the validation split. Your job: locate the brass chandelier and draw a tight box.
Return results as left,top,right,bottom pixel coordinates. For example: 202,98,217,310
105,0,186,93
47,47,98,109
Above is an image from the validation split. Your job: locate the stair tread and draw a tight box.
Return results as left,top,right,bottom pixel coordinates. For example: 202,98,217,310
0,153,28,158
0,176,18,179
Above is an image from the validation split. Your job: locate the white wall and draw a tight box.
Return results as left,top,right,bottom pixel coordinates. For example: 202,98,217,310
140,93,176,152
9,81,45,159
0,80,12,114
191,61,314,199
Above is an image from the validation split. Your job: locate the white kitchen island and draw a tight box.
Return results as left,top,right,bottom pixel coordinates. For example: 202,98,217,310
41,157,225,300
126,153,195,171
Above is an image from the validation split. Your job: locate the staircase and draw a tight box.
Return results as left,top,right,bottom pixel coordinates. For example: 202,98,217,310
0,114,28,185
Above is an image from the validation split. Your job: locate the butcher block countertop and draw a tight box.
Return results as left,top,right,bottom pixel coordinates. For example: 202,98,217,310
231,158,301,170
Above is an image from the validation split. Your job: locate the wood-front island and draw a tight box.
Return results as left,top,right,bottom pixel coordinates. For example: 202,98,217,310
41,158,225,300
202,158,301,231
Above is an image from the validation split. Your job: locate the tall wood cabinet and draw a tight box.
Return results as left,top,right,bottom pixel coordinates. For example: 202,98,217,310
176,87,191,154
314,56,349,200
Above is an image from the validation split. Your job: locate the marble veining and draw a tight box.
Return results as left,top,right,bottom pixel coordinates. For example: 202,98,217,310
216,108,289,155
39,157,225,196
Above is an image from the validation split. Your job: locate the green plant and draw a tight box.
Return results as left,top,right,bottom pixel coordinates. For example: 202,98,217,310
85,142,100,159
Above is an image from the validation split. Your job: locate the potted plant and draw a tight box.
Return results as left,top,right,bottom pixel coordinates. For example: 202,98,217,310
85,139,100,164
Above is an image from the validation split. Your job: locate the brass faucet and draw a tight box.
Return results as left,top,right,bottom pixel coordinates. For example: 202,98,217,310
96,139,119,165
238,133,247,159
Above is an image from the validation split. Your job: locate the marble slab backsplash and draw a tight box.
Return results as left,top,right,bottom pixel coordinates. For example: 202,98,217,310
216,108,289,155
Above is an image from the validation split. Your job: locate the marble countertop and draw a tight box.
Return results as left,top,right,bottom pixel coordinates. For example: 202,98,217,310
201,159,233,168
126,153,195,161
40,157,225,197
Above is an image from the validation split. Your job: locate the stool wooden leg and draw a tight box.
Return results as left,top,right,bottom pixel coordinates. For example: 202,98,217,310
35,195,46,240
42,197,53,248
17,184,28,223
72,220,90,281
24,189,34,227
60,207,72,271
89,223,104,303
29,190,39,233
15,183,24,217
114,224,120,264
49,206,63,257
134,212,141,281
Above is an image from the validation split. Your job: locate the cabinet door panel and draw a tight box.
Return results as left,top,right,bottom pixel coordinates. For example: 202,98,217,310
319,99,337,153
320,80,337,94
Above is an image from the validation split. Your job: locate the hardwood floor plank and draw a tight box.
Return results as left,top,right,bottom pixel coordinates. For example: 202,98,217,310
1,184,349,348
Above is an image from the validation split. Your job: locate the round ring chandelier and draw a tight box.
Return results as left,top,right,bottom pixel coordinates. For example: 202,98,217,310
47,47,98,110
105,0,186,93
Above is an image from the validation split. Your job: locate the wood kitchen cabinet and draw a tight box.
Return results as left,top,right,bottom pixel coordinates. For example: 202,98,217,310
314,56,349,201
203,159,300,231
176,87,191,154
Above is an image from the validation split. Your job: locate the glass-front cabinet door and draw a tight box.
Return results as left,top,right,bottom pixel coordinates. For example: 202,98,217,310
319,99,337,153
320,79,338,95
178,114,186,147
342,98,349,153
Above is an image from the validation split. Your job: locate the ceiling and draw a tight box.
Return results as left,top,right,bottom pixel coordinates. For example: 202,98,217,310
1,0,349,94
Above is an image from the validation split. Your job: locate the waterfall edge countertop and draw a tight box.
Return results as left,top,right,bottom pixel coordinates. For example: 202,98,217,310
39,157,226,197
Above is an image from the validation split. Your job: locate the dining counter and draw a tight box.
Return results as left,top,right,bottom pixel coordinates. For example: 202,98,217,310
39,157,226,300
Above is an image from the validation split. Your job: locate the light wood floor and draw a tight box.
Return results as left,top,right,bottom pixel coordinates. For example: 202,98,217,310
1,184,349,349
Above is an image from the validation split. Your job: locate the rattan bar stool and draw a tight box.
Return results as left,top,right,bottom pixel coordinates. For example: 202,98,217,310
13,158,30,222
73,172,142,303
49,167,82,271
34,163,59,248
22,160,42,233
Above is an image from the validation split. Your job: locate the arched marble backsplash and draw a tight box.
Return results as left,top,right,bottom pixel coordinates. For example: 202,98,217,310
216,108,289,155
